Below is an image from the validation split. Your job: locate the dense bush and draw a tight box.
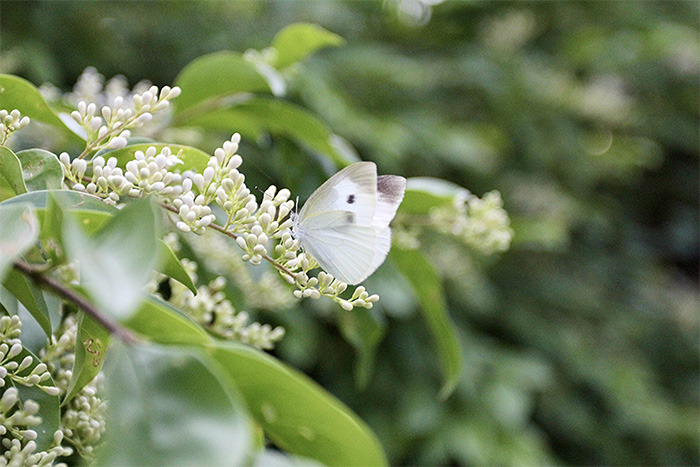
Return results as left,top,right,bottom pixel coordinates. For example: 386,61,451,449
1,1,697,465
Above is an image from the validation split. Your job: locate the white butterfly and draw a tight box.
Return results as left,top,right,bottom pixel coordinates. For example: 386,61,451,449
291,161,406,285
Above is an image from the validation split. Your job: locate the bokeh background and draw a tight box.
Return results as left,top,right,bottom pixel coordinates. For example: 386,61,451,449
2,1,698,465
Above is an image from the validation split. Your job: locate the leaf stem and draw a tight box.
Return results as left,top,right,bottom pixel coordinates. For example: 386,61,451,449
13,261,139,345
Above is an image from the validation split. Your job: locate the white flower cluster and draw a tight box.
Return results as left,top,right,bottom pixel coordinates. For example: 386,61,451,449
60,146,187,206
70,83,180,156
0,109,30,145
0,419,71,467
41,314,106,460
0,316,59,396
430,190,514,254
0,315,73,466
153,258,286,350
59,78,382,311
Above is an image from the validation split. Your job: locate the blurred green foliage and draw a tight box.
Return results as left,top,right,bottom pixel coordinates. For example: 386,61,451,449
2,1,697,465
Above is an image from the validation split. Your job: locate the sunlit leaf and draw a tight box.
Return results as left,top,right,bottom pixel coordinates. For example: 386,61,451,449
0,202,38,282
0,74,81,141
63,198,161,320
158,240,197,294
0,146,27,201
173,51,271,114
124,297,211,346
271,23,344,70
16,149,63,191
99,343,252,465
400,177,469,215
183,97,354,166
63,313,111,404
1,268,51,337
209,341,387,467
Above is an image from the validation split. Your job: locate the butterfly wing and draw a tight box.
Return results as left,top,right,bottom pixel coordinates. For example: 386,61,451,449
374,175,406,228
295,162,407,285
298,162,378,225
298,211,382,284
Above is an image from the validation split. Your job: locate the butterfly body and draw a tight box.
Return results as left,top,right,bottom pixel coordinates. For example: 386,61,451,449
291,162,406,285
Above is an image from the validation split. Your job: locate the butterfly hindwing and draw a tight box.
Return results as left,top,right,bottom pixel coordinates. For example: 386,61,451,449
293,161,406,285
300,224,379,284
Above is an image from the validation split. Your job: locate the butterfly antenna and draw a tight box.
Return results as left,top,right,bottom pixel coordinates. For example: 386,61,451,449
254,186,275,201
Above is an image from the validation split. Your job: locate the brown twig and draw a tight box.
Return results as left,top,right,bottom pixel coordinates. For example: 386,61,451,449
13,261,139,345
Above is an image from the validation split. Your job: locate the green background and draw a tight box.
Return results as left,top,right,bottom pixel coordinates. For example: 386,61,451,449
1,1,697,465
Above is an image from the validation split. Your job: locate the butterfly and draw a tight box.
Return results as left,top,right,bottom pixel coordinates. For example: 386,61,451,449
291,161,406,285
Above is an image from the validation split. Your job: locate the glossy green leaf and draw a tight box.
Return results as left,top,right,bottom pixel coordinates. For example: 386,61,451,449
99,343,252,466
124,297,211,346
103,143,211,174
158,240,197,294
2,268,51,337
0,74,80,141
271,23,345,70
12,346,60,451
390,246,462,399
208,341,387,467
400,177,469,216
63,198,161,320
173,51,271,114
184,97,353,166
254,449,324,467
0,189,117,213
0,202,39,282
337,308,386,389
16,149,63,192
0,146,27,201
63,312,111,404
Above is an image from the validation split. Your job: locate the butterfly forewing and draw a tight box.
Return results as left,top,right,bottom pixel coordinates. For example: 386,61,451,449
293,161,407,285
299,162,377,226
374,175,406,228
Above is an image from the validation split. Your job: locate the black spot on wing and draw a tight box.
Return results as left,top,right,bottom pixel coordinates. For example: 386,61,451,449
345,212,356,224
347,194,355,204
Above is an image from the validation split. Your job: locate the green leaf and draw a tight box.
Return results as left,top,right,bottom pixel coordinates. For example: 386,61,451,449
0,74,80,141
63,312,111,404
2,268,52,337
16,149,63,191
208,341,387,467
173,51,271,114
183,97,354,166
63,198,161,320
124,297,211,346
98,343,252,466
0,146,27,201
158,240,197,294
12,346,60,451
390,246,462,399
271,23,345,70
337,308,386,390
103,143,211,174
254,449,324,467
400,177,469,216
0,202,38,282
0,188,116,212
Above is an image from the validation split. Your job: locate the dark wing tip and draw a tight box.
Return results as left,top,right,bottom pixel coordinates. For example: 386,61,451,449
377,175,406,204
